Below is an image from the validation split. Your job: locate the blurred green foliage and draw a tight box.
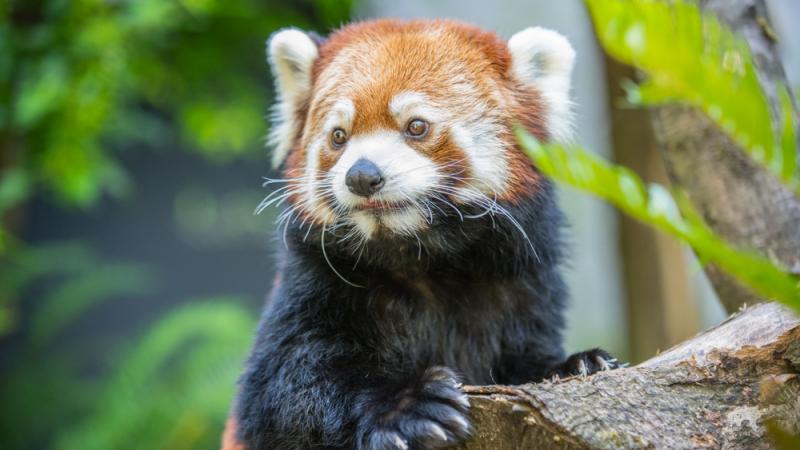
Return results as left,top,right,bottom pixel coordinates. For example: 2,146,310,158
585,0,799,193
0,0,351,213
0,242,154,340
0,244,255,449
1,0,352,449
55,300,255,450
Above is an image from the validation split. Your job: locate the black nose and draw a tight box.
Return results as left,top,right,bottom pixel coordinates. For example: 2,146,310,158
345,158,385,197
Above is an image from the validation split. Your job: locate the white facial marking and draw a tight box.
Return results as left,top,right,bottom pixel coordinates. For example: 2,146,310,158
381,208,428,236
349,210,378,237
295,99,356,224
389,92,443,125
390,91,508,199
450,118,508,197
508,27,576,143
323,99,356,133
329,130,440,238
299,136,334,222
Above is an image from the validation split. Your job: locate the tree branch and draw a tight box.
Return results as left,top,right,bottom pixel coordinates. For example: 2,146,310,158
460,302,800,449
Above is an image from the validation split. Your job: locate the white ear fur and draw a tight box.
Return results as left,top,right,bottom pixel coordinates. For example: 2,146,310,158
267,28,319,168
508,27,576,143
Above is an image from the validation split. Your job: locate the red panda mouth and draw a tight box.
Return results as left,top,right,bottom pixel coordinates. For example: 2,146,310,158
356,199,412,212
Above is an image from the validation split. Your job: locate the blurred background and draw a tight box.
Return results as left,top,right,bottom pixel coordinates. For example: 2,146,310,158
0,1,798,449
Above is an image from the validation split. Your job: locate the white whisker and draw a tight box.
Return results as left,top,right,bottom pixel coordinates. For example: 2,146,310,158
321,222,364,288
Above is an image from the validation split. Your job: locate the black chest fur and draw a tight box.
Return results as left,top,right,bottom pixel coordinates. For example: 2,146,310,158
338,273,528,384
264,182,570,385
236,184,573,449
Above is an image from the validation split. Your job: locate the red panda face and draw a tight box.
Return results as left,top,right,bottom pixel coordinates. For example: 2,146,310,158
265,20,574,242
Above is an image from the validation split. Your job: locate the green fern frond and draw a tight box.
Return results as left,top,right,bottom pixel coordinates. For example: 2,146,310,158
518,129,800,311
55,300,256,450
586,0,799,192
0,243,154,340
31,263,154,345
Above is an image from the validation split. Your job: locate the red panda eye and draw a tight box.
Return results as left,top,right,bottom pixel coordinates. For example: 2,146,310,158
406,119,429,138
331,128,347,148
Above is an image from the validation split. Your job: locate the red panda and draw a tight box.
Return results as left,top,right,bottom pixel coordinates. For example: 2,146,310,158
225,19,618,450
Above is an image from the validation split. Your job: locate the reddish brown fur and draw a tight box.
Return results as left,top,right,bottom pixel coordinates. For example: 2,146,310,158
286,19,550,208
221,417,245,450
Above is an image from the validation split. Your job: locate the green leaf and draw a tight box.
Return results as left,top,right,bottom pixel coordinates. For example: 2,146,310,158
518,128,800,312
39,138,131,207
180,96,264,161
13,55,69,128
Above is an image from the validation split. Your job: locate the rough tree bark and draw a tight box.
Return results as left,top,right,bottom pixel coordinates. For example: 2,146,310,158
458,302,799,449
648,0,800,313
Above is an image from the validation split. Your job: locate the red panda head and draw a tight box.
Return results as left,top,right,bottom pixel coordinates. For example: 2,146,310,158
265,19,574,242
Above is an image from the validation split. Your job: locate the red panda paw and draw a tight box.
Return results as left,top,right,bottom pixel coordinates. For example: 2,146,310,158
545,348,623,380
359,367,472,450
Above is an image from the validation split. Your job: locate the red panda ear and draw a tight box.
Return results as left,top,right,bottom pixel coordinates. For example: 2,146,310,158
507,27,576,143
267,29,320,168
